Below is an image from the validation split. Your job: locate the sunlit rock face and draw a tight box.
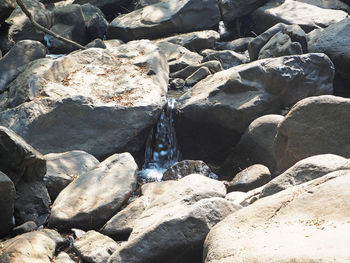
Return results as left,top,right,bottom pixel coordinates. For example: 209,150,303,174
0,40,168,159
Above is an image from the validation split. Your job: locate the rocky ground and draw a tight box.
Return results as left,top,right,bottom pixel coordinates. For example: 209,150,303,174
1,0,350,262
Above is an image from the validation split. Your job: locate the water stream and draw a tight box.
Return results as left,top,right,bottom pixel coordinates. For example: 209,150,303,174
138,98,181,182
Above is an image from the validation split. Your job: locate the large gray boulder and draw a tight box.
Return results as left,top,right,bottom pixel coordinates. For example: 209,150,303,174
103,174,240,263
107,0,221,42
155,30,220,52
44,150,99,201
274,95,350,172
73,231,120,263
219,114,284,178
0,40,46,93
73,0,128,18
0,0,15,23
0,229,63,263
295,0,350,12
0,40,168,159
1,0,51,53
162,160,212,180
0,126,46,185
260,154,350,198
48,153,138,230
251,0,348,34
175,53,334,164
308,18,350,97
219,0,269,24
0,171,15,237
204,170,350,263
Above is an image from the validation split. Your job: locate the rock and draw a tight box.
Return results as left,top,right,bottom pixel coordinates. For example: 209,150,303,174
295,0,350,12
0,40,46,93
104,174,240,263
81,3,108,40
175,54,334,164
219,115,283,178
0,40,168,159
0,0,15,23
202,49,248,69
251,0,348,34
55,252,75,263
72,228,86,239
248,23,307,61
14,180,51,226
103,39,124,49
219,0,269,24
226,164,271,193
169,78,185,90
274,95,350,172
204,170,350,263
12,221,38,236
0,171,15,237
155,30,220,52
0,126,46,185
308,18,350,97
44,150,99,201
73,231,120,263
170,60,223,80
46,4,88,54
101,174,231,239
258,31,303,59
261,154,350,198
156,41,203,72
85,38,107,49
48,153,138,230
185,66,211,86
0,229,63,263
225,185,264,207
2,0,51,53
72,0,128,18
215,37,254,52
162,160,212,180
107,0,221,42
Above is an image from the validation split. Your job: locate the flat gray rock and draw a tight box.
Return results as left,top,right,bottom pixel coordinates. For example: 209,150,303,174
48,153,138,230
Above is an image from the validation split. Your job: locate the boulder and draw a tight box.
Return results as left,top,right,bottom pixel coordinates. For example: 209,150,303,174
0,229,63,263
12,221,38,236
169,78,185,90
226,164,271,193
295,0,350,12
308,18,350,97
48,153,138,230
81,3,108,40
201,49,249,69
55,252,75,263
156,41,203,72
107,0,221,42
0,126,46,185
251,0,348,34
72,0,129,18
46,5,88,54
204,170,350,263
0,0,15,23
0,40,46,93
162,160,212,180
155,30,220,52
225,185,264,207
2,0,51,53
0,40,168,159
0,171,15,237
258,31,303,59
215,37,254,53
261,154,350,198
274,95,350,171
185,66,211,86
219,114,284,178
14,180,51,226
73,231,120,263
170,60,223,80
85,38,106,49
219,0,269,24
44,150,99,201
104,174,240,263
175,54,334,164
248,23,307,61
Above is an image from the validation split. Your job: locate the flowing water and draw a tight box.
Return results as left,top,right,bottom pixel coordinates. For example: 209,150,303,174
138,98,181,182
